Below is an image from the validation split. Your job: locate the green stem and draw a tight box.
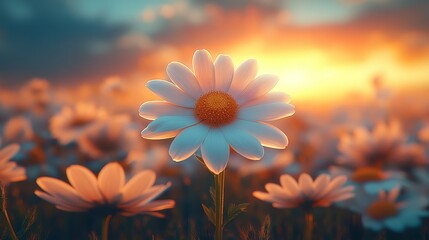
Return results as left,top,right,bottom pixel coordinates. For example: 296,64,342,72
101,214,112,240
0,184,19,240
214,170,225,240
304,211,314,240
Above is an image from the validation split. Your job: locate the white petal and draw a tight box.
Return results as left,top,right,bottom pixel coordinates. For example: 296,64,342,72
265,183,290,200
272,202,298,208
0,144,20,164
66,165,104,203
229,59,258,96
280,174,300,196
236,74,279,104
299,173,315,198
56,205,88,212
242,92,291,107
35,190,89,212
201,129,230,174
122,183,172,208
1,168,26,183
214,54,234,92
253,191,277,203
169,124,210,161
193,49,215,93
239,102,295,121
318,175,348,197
324,186,355,202
0,161,18,173
36,177,92,208
388,187,401,201
167,62,202,99
222,125,264,160
233,120,288,149
139,101,194,120
126,199,175,214
312,174,331,199
98,162,125,203
141,116,198,140
121,170,156,204
146,80,195,107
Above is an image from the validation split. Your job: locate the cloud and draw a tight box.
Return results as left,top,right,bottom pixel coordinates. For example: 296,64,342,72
146,0,429,64
0,0,139,85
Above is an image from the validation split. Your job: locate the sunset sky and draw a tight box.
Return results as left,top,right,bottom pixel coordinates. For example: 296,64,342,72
0,0,428,104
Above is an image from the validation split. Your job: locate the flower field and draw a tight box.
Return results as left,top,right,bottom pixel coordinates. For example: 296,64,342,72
1,1,429,239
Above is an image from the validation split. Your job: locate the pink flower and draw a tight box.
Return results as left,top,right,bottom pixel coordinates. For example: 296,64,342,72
35,162,174,217
253,173,354,208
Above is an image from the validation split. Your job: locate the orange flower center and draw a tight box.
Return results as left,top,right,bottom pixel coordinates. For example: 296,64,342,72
366,200,398,220
70,117,93,128
352,167,384,183
194,91,238,127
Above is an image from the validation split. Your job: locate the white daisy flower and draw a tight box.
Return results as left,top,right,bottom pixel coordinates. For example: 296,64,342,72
353,187,428,232
0,144,26,185
35,162,174,217
139,49,294,174
253,173,354,209
50,102,107,144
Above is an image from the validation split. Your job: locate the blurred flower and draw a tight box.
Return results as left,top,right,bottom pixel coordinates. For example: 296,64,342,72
101,76,127,95
372,74,391,103
140,49,294,174
2,116,34,144
330,166,405,194
388,143,427,169
0,144,26,185
409,169,429,197
77,116,135,160
338,121,404,167
253,173,354,209
35,162,174,217
127,144,170,173
229,148,294,176
21,78,51,109
50,102,107,144
351,187,428,232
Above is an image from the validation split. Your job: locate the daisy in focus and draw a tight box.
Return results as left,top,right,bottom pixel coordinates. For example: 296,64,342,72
0,144,26,185
140,49,294,174
350,187,428,232
35,162,174,217
50,102,107,144
253,173,354,209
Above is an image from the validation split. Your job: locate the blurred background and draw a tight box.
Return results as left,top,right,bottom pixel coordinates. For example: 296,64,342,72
1,0,428,107
1,0,429,239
